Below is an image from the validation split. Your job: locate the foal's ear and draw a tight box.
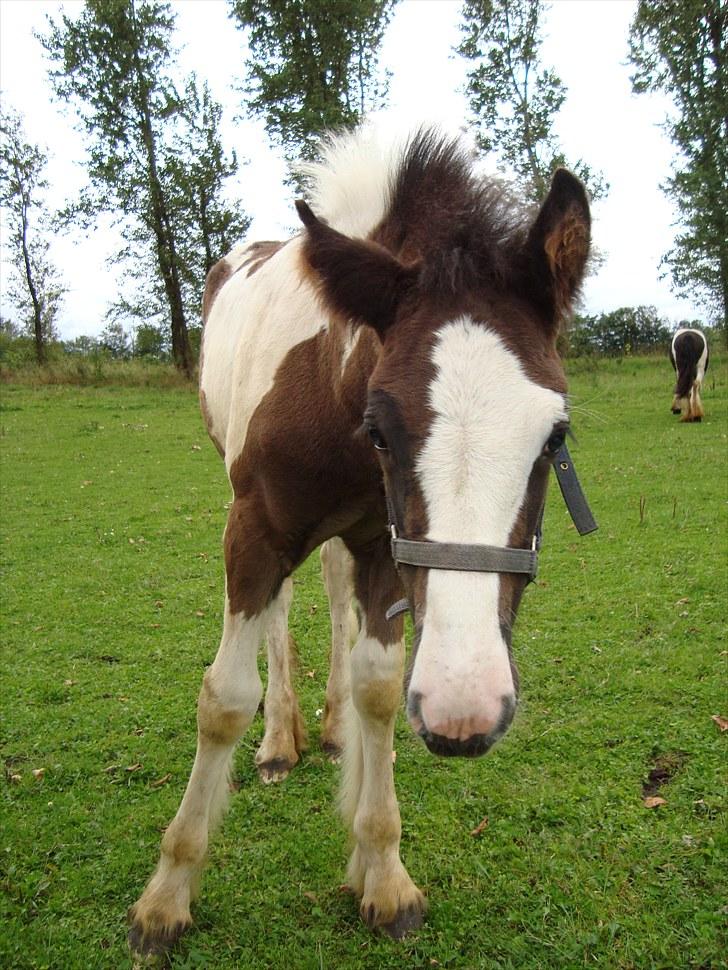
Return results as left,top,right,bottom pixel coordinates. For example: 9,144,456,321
295,200,419,338
525,169,590,328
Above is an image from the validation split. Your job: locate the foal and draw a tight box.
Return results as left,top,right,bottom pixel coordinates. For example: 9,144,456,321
128,126,591,956
670,328,709,422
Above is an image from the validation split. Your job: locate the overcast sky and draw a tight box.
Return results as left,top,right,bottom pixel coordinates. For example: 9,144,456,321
0,0,703,340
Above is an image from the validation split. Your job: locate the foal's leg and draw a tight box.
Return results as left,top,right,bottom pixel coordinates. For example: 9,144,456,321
128,597,271,955
320,538,357,759
256,577,308,783
341,547,426,937
128,487,291,957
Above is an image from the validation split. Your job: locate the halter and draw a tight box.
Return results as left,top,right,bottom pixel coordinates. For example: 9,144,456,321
385,443,597,621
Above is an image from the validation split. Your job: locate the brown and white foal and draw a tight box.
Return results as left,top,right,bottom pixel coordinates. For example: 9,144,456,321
128,126,591,956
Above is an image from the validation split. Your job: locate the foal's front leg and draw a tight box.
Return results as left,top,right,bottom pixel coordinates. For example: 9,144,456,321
341,548,426,937
128,490,289,957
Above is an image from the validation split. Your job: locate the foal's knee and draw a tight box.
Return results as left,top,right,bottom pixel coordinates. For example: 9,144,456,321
350,636,404,722
197,670,261,745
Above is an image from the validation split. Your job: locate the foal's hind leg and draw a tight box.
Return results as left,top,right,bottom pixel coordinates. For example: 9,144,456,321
341,543,426,937
256,577,308,783
320,538,357,760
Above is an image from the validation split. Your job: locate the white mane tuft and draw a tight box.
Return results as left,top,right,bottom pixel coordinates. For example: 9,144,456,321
299,123,410,240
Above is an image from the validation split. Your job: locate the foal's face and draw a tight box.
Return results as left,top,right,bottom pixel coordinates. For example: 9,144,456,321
366,308,569,756
297,161,590,758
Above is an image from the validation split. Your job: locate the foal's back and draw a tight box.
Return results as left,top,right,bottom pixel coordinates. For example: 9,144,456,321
199,236,327,469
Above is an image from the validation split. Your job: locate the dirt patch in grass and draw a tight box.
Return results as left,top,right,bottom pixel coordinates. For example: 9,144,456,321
642,749,689,798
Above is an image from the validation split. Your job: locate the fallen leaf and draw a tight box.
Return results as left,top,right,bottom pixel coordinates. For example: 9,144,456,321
104,764,121,773
150,772,172,789
470,817,489,837
195,610,205,618
711,714,728,732
9,773,22,784
644,796,667,809
306,670,316,679
303,891,318,903
391,750,397,764
32,768,45,780
308,603,318,615
125,763,143,773
64,679,77,687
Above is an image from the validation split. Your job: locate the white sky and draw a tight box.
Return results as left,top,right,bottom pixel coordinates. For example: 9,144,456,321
0,0,703,339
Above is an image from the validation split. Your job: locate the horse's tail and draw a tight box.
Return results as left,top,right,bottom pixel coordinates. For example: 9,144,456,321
673,331,704,398
675,359,697,399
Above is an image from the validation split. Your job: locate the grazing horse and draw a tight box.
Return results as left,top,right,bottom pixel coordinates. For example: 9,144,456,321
670,328,709,422
128,125,591,957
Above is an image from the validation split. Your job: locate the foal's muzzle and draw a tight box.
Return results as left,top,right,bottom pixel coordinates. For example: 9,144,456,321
407,692,516,758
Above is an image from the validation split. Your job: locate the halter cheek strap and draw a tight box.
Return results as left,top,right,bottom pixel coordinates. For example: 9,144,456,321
385,443,596,621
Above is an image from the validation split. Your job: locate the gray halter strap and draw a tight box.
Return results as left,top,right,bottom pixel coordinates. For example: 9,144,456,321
385,443,596,621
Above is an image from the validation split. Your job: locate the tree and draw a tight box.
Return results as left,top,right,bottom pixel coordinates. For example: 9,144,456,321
229,0,396,178
566,306,671,357
457,0,608,204
0,106,66,363
629,0,727,339
40,0,248,375
99,320,131,358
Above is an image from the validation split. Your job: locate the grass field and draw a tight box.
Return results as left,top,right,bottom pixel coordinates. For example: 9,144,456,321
1,354,726,969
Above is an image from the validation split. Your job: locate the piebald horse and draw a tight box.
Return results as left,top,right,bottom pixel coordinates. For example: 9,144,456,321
670,328,709,422
128,126,591,956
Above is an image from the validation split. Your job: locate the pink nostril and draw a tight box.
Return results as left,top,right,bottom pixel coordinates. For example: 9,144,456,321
408,691,516,745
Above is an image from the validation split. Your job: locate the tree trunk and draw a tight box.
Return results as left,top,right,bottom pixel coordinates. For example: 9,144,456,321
20,202,45,364
130,0,193,378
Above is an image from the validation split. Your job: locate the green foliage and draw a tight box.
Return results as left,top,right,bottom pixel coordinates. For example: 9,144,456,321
0,105,66,360
567,306,673,357
457,0,608,203
629,0,728,334
39,0,249,373
1,355,726,967
230,0,396,179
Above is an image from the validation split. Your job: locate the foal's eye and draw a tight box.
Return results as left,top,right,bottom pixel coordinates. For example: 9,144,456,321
544,428,567,456
367,425,388,451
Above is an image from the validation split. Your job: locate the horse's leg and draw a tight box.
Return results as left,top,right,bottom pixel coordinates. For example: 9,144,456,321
341,543,426,938
320,537,357,759
256,577,308,783
689,374,705,422
128,498,287,957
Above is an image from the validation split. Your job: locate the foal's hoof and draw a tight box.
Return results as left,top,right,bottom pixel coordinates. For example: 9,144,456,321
127,908,190,960
671,408,682,414
361,899,425,940
257,757,294,784
320,739,343,764
380,903,426,940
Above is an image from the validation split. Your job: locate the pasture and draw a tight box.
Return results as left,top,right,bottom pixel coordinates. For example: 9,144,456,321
1,353,726,969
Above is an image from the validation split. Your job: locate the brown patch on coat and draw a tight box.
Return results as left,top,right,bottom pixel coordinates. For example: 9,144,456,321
242,240,287,277
202,257,233,325
199,388,225,459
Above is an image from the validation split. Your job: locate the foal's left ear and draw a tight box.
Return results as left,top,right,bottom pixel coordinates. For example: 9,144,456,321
295,200,420,338
525,169,591,329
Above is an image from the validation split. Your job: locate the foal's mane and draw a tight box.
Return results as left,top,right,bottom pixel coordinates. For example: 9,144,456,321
305,125,532,295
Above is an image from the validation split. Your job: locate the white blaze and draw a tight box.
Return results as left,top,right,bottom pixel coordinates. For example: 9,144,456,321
410,317,568,739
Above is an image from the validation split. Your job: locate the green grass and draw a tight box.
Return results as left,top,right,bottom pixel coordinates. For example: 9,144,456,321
1,355,726,969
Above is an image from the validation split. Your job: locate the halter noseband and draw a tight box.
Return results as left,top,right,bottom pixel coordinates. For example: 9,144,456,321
385,443,597,621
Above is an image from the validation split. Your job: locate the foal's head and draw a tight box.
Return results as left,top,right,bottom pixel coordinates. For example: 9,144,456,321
298,130,590,758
